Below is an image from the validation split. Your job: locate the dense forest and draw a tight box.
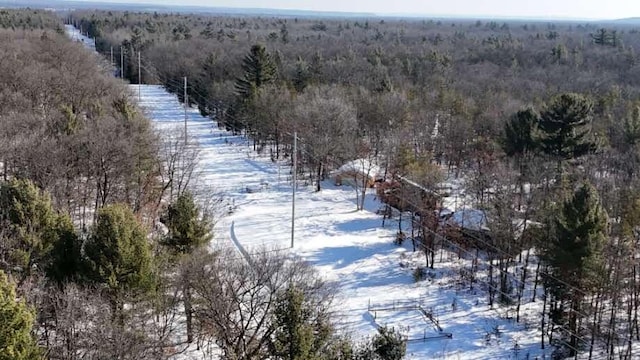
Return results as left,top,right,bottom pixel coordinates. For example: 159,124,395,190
68,9,640,359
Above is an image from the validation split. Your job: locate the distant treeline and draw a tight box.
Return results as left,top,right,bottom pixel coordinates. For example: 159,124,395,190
0,8,64,31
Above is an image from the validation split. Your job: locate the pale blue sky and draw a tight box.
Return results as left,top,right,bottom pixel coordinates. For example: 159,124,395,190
82,0,640,20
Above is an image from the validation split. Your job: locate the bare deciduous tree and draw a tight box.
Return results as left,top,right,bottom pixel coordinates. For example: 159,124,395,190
190,248,335,360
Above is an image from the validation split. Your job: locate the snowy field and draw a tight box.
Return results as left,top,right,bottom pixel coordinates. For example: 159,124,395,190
67,24,548,359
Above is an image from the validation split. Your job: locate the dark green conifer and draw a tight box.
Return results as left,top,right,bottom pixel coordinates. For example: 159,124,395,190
160,192,211,343
84,204,154,313
537,93,597,162
502,108,538,157
45,214,82,285
0,180,57,278
0,271,41,360
371,326,406,360
161,192,211,256
543,182,608,356
272,286,316,360
235,44,277,100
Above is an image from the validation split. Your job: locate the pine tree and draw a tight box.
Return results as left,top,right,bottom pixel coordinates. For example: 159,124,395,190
280,23,289,44
0,180,82,285
45,214,82,285
292,57,310,93
271,286,333,360
502,108,538,158
370,326,406,360
161,192,211,256
235,44,277,100
0,180,57,278
624,105,640,147
84,204,154,315
543,182,608,356
503,108,539,209
592,28,610,46
309,51,324,84
160,192,211,343
0,271,41,360
538,93,597,161
272,286,315,360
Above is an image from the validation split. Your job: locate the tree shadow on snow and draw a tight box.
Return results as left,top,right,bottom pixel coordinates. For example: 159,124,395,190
333,217,385,234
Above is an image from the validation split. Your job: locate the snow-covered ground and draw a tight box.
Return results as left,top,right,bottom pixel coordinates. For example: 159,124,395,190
67,24,548,359
66,24,96,51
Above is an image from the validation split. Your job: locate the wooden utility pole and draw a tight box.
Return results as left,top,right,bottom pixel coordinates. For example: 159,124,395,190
138,52,141,102
184,77,188,144
120,46,124,79
291,131,297,248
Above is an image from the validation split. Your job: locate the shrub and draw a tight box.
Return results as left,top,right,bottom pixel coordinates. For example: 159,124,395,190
412,267,427,282
393,231,405,246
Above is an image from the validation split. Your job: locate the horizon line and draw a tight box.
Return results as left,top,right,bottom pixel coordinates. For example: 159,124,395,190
6,0,638,22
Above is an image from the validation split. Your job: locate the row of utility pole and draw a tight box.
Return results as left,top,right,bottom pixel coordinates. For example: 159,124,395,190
108,47,188,143
105,37,297,250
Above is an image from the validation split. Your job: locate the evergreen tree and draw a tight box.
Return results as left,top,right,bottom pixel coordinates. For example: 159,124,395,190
292,57,310,93
280,23,289,44
84,204,154,314
309,51,324,84
537,93,597,165
591,28,613,46
0,180,57,279
502,108,538,158
623,105,640,147
160,192,210,343
543,182,608,356
503,108,539,208
161,192,211,256
271,286,332,360
0,180,83,285
611,30,619,47
370,326,406,360
44,214,82,286
235,44,277,100
0,271,41,360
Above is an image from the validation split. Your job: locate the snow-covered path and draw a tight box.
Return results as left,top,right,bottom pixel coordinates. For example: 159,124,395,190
66,24,96,51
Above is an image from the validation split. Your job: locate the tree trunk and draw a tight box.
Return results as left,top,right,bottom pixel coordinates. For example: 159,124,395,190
532,260,541,303
589,292,601,359
568,293,581,357
315,162,322,192
634,264,640,340
488,256,494,307
275,124,280,160
516,249,530,322
502,259,510,304
541,292,547,349
185,284,194,343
